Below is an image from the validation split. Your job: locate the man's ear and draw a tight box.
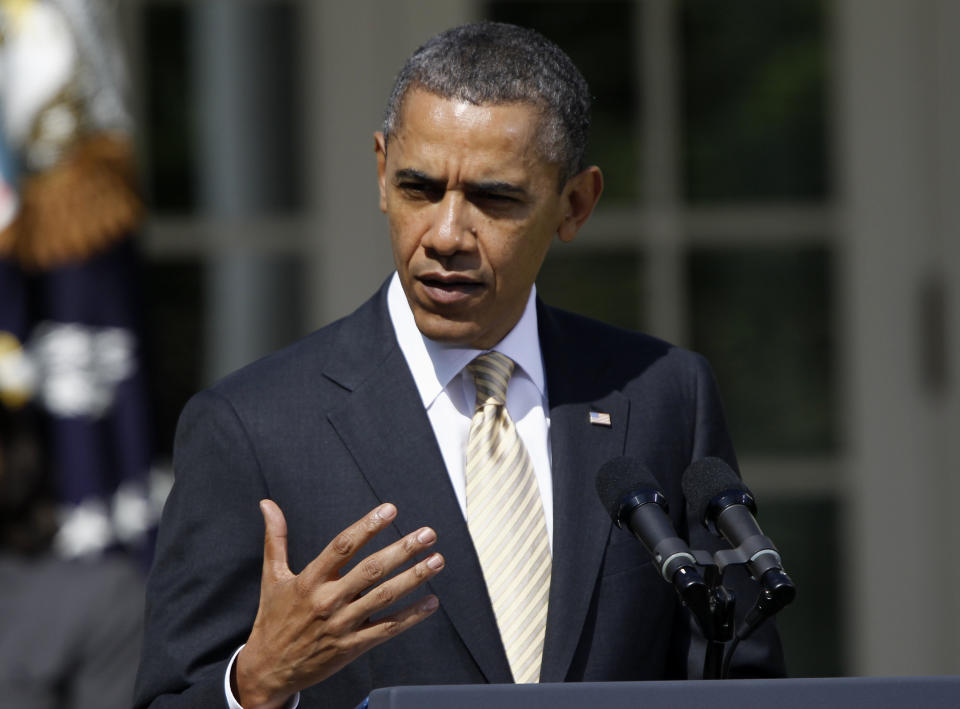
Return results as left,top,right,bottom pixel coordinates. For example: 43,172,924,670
557,165,603,243
374,132,388,213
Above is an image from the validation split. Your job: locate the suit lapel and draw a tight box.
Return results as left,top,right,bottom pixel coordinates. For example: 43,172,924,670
322,289,626,684
324,289,513,684
537,303,628,682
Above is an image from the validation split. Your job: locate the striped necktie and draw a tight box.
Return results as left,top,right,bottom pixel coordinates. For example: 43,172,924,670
465,351,551,683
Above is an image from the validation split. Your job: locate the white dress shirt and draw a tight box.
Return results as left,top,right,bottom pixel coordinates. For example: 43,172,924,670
386,272,554,547
226,273,553,708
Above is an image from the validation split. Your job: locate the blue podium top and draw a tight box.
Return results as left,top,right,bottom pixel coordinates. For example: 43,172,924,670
368,676,960,709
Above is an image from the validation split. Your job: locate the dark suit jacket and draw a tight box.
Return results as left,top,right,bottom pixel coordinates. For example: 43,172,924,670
134,284,784,709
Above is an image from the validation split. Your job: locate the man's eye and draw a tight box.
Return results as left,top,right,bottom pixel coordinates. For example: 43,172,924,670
471,192,518,205
399,183,443,201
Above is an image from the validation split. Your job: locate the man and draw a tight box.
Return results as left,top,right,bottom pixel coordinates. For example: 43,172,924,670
135,22,784,709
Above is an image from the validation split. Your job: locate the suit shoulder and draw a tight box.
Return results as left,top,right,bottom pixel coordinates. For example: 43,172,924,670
538,302,710,375
203,287,392,406
209,320,343,400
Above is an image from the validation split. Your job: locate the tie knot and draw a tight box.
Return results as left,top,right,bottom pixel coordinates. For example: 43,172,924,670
467,351,515,407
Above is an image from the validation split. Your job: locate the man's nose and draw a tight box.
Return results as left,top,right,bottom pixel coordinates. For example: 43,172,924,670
424,193,474,255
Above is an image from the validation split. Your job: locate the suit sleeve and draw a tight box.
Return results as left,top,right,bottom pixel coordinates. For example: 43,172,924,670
677,353,787,679
133,389,269,709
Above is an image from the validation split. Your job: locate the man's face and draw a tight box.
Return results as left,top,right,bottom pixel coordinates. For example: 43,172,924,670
376,89,590,349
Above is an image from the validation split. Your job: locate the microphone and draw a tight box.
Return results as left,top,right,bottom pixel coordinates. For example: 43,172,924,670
682,457,796,636
595,457,708,608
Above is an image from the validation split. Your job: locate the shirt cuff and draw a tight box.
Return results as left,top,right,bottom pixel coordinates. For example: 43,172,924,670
224,645,300,709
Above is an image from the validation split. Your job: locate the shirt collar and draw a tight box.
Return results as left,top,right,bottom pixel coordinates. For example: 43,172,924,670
387,272,546,408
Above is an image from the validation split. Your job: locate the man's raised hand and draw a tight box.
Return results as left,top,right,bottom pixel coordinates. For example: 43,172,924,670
233,500,444,709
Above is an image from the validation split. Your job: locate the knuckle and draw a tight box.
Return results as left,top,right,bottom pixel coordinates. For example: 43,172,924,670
332,531,355,556
361,557,384,581
311,595,336,621
402,534,417,553
326,637,352,660
382,619,403,638
413,562,427,580
323,615,348,636
373,583,396,606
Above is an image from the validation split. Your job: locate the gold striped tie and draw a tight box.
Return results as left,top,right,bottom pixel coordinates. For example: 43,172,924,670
465,352,551,684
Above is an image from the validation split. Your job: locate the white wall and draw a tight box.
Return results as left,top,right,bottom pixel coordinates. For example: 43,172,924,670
837,0,960,675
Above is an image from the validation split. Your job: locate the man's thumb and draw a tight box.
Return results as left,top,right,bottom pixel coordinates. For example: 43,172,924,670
259,499,290,579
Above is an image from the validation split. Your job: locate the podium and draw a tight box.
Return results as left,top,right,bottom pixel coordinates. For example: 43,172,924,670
368,676,960,709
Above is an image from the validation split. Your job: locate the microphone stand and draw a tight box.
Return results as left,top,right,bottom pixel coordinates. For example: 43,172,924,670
678,546,794,679
701,564,735,680
680,552,734,679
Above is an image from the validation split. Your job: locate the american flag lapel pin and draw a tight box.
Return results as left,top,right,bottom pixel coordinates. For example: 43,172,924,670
589,410,612,427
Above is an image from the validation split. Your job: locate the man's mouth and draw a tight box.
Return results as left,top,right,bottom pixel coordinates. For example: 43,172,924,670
416,274,483,303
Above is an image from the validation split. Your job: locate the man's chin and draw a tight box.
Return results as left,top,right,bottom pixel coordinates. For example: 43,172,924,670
410,310,492,349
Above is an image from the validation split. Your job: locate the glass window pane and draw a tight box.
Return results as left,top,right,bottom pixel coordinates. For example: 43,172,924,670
485,1,640,202
687,245,835,454
536,248,644,331
141,2,304,214
144,259,204,454
144,253,306,456
758,496,845,677
251,254,308,355
224,2,304,214
142,3,196,212
680,0,828,202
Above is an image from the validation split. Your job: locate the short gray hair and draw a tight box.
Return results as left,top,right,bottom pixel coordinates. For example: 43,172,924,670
382,22,592,186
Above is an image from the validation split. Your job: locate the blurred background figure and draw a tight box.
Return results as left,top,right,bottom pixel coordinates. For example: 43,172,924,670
0,0,158,562
0,3,149,705
0,400,145,709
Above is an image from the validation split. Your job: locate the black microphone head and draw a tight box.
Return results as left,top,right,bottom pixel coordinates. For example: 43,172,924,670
681,457,754,526
595,457,665,523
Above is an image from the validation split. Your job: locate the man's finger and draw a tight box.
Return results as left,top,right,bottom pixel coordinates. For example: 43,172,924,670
260,499,291,580
345,549,444,624
339,527,440,601
300,503,398,584
352,593,441,653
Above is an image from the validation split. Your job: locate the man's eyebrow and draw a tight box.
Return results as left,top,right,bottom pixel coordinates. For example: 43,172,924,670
393,168,438,183
392,169,526,196
463,180,527,196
